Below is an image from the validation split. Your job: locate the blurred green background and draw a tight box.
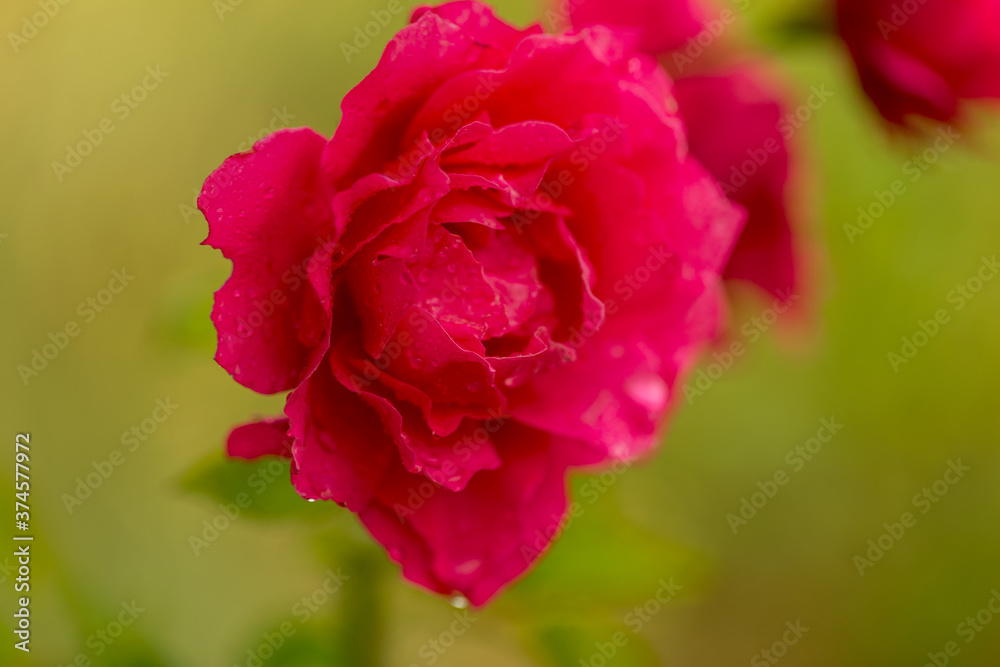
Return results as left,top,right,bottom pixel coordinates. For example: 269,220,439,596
2,0,1000,665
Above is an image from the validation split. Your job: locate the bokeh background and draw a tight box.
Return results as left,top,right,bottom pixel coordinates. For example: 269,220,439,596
3,0,1000,665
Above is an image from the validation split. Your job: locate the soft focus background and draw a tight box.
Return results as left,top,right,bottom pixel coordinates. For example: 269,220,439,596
2,0,1000,665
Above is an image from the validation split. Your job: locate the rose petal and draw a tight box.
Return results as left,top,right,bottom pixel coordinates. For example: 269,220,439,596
361,392,503,491
324,10,522,187
674,67,797,300
413,1,542,53
226,418,293,460
837,0,1000,126
286,363,396,511
200,128,336,394
359,422,604,606
569,0,707,55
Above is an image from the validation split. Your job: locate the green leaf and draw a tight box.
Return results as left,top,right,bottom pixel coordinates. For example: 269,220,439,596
231,545,388,667
504,473,711,612
152,273,217,351
181,452,338,520
529,619,661,667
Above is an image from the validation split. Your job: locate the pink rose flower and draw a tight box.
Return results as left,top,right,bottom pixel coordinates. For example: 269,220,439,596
836,0,1000,125
201,0,742,605
674,65,797,301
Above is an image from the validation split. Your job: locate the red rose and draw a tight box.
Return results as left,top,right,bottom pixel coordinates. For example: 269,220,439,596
201,0,742,605
837,0,1000,125
674,64,799,301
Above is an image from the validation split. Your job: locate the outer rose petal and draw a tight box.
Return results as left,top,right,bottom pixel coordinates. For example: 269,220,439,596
358,393,503,492
359,422,604,606
837,0,1000,126
327,334,503,492
227,418,292,460
674,67,797,300
323,7,536,187
200,128,336,394
413,0,542,52
286,364,396,512
568,0,706,54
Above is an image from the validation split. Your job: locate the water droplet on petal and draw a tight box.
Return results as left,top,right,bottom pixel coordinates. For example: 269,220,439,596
623,372,668,414
450,595,470,609
455,559,481,576
610,441,629,459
